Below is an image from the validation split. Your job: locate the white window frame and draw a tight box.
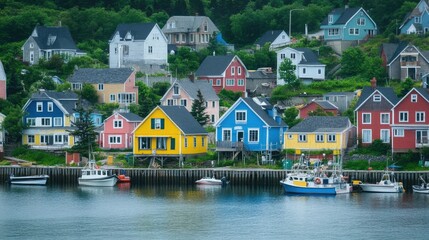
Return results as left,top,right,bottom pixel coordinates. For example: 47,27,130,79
399,111,409,122
28,135,35,144
328,15,333,23
411,94,417,102
380,113,390,124
357,18,365,26
416,130,429,144
373,95,381,102
362,113,371,124
394,128,404,137
298,134,307,142
416,112,425,122
27,118,36,126
110,94,116,102
248,128,259,143
222,128,232,141
180,99,187,106
113,119,123,129
139,137,151,150
226,79,234,86
316,134,324,142
238,67,242,75
36,102,43,112
41,117,51,127
237,79,244,86
235,110,247,123
327,134,336,142
54,117,62,126
231,67,235,76
380,129,390,143
362,129,372,143
98,83,104,91
47,102,53,112
109,135,122,144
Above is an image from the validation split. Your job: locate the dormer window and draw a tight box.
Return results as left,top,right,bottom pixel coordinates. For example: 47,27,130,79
411,94,417,102
29,43,34,48
328,15,333,24
373,94,381,102
169,21,176,29
47,35,56,46
203,22,208,32
173,84,179,95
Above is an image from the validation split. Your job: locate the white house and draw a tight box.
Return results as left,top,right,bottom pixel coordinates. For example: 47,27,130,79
255,30,291,50
109,23,168,74
276,47,326,85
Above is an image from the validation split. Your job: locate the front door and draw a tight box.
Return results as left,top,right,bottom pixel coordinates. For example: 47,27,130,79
237,131,244,142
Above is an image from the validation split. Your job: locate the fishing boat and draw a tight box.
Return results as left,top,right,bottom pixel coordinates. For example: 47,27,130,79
78,160,118,187
195,176,229,186
359,172,404,193
8,174,49,185
412,176,429,194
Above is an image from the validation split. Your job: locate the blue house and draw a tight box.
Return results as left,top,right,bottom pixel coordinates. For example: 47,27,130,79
320,6,377,54
399,0,429,35
215,97,287,162
22,90,102,150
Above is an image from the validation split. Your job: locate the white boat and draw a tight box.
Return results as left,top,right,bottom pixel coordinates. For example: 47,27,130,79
359,172,404,193
195,176,228,186
9,174,49,185
78,160,118,187
412,176,429,194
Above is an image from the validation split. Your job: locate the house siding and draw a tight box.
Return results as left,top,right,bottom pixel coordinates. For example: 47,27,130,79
285,132,347,151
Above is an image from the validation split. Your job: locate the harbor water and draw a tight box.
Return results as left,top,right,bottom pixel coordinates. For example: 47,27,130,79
0,183,428,240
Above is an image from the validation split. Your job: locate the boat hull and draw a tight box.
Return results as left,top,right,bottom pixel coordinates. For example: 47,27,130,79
412,185,429,194
280,180,351,195
359,184,404,193
78,176,118,187
9,175,49,185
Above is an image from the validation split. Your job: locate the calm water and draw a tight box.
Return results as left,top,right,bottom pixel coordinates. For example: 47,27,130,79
0,183,428,240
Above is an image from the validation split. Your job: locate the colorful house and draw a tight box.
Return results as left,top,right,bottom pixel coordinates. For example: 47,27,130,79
133,106,208,161
215,97,287,161
284,116,353,153
22,90,102,149
354,79,399,145
399,0,429,35
0,60,6,100
160,78,220,124
68,68,138,105
320,6,377,54
100,111,143,149
299,100,339,119
391,88,429,153
195,55,248,95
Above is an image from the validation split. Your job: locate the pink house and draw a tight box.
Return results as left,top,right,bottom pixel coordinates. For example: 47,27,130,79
0,60,6,100
160,79,220,124
100,111,143,149
195,55,248,96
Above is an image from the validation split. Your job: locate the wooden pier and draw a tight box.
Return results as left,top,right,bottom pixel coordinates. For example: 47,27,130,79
1,166,429,188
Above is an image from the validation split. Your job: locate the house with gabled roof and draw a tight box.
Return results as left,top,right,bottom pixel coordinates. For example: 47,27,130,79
320,6,377,54
195,55,248,95
246,68,276,98
160,78,220,124
68,68,138,105
109,23,168,74
299,100,339,119
284,116,353,153
354,78,399,146
133,106,208,164
22,25,85,65
323,92,357,113
391,88,429,153
215,97,287,161
162,16,219,51
21,90,102,150
0,60,6,100
100,111,143,150
399,0,429,35
380,42,429,81
276,47,325,85
255,30,290,50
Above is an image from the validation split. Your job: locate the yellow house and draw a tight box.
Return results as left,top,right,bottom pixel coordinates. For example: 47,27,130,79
133,105,208,160
285,116,353,152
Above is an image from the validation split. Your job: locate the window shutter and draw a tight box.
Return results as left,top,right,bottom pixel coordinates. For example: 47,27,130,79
171,138,175,150
161,119,165,129
151,119,154,129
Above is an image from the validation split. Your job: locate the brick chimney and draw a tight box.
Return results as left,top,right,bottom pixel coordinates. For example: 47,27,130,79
370,77,377,89
189,72,195,82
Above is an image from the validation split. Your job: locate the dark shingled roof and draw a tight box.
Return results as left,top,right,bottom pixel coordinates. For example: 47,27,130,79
414,88,429,102
110,23,156,41
313,100,338,110
294,48,323,65
29,91,96,114
119,112,143,122
32,26,78,50
173,79,219,100
288,116,350,133
195,55,235,76
321,7,361,26
159,106,207,134
241,98,287,127
255,30,284,46
355,86,399,110
68,68,133,84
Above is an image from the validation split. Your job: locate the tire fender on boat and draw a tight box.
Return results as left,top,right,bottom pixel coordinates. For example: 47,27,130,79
314,178,321,184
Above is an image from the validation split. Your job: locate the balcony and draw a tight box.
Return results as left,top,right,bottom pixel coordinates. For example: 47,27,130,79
400,61,418,67
216,141,244,152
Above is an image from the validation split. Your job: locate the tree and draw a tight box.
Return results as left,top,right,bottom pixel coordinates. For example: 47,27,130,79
191,89,210,126
282,107,301,128
362,56,387,84
2,106,25,143
400,78,415,97
69,100,97,157
340,47,365,77
278,58,300,90
79,83,98,104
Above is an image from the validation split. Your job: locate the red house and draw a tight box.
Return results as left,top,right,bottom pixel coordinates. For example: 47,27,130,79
354,78,399,146
0,60,6,100
391,88,429,153
299,100,339,119
195,55,248,96
100,111,143,149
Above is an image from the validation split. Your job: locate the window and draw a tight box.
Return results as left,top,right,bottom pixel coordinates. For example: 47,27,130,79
248,129,259,142
302,68,306,74
211,115,215,123
362,113,371,124
290,53,296,59
202,137,205,147
328,29,339,36
167,99,175,106
27,118,36,126
98,84,104,91
298,134,307,142
54,135,66,144
184,138,188,147
380,113,390,124
156,137,166,149
118,93,136,104
190,34,194,42
37,102,43,112
110,94,116,102
30,51,34,63
204,23,208,32
288,134,293,140
373,94,381,102
415,16,421,23
223,129,231,141
416,112,425,122
316,134,324,142
235,111,246,123
411,94,417,102
349,28,359,35
362,129,372,143
152,118,164,129
148,46,153,54
28,135,35,144
109,136,121,144
380,129,390,143
318,69,322,74
41,118,51,126
238,79,244,86
394,128,404,137
216,79,221,86
30,43,34,48
139,137,151,149
175,34,179,42
194,137,197,147
328,15,333,23
54,117,62,126
72,83,82,90
113,120,123,128
416,130,428,144
180,99,187,106
231,67,235,76
327,134,336,142
399,111,408,122
170,138,175,150
173,85,179,95
123,45,129,55
226,79,234,86
280,54,285,59
212,101,216,108
357,18,365,26
47,102,53,112
238,67,242,75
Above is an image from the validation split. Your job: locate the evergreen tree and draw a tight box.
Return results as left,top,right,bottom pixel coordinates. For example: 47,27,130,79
191,89,210,126
69,100,97,157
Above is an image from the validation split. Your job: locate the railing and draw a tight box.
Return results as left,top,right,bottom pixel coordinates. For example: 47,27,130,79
216,141,244,151
400,61,418,66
